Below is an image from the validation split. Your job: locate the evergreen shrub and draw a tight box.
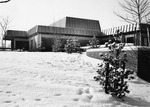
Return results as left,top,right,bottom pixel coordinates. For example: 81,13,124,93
89,36,99,48
52,37,63,52
94,31,134,100
64,37,82,54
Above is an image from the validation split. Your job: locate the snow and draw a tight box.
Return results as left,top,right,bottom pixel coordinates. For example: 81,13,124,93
0,51,150,107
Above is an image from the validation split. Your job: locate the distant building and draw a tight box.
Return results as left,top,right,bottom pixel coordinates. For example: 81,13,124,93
4,16,102,51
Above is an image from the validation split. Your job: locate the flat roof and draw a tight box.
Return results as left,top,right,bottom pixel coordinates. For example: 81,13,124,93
4,30,28,40
50,16,101,31
28,25,101,37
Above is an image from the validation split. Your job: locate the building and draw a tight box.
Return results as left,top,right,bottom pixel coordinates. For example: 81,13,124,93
3,16,150,51
101,23,150,46
4,16,102,51
4,30,29,50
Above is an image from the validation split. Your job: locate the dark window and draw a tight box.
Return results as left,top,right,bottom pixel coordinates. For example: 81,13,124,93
127,37,134,43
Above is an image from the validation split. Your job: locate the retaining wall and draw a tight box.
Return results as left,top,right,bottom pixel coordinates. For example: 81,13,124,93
86,46,150,82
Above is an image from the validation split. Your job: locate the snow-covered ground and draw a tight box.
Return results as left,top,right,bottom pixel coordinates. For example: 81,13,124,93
0,52,150,107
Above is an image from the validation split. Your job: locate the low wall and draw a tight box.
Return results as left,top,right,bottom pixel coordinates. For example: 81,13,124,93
86,46,150,82
138,47,150,82
86,46,138,72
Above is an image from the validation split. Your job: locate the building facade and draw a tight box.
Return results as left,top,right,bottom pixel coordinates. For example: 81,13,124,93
4,16,102,51
3,16,150,51
101,23,150,46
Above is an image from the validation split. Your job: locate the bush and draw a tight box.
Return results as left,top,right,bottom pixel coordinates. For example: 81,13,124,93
52,37,63,52
93,31,134,100
89,36,99,48
64,37,81,54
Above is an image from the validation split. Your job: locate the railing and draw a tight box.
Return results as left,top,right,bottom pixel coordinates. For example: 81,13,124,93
102,23,139,35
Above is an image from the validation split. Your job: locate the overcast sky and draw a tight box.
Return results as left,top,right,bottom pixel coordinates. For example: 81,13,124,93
0,0,128,31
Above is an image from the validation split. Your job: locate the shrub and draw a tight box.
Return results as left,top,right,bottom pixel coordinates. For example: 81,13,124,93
89,36,99,48
52,37,62,52
64,37,81,54
93,30,134,100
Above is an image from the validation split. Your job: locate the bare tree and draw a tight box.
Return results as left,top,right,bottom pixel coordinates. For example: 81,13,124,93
0,0,11,3
114,0,150,24
114,0,150,46
0,16,11,47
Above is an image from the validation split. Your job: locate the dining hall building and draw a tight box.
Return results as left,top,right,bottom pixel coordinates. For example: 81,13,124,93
3,16,150,51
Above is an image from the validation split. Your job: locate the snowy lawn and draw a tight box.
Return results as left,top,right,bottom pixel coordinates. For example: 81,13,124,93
0,52,150,107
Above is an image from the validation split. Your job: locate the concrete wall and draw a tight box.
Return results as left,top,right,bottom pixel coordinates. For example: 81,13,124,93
86,46,150,82
50,17,66,28
29,34,41,51
86,46,138,72
29,36,36,50
138,47,150,82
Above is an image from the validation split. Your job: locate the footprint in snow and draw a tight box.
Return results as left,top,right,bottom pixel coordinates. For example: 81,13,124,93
83,87,90,94
76,88,83,95
22,98,25,101
79,93,93,103
76,87,92,95
6,91,12,93
3,100,12,103
35,98,41,101
72,98,79,101
62,106,68,107
12,94,16,96
54,93,61,96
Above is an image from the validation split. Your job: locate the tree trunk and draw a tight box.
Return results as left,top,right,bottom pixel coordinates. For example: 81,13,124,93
105,62,110,94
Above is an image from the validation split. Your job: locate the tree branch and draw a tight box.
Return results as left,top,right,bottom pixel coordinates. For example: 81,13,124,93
114,11,137,24
0,0,11,3
115,0,150,24
141,11,150,19
0,16,11,38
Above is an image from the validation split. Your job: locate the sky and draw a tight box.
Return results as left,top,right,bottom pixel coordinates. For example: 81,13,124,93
0,0,128,31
